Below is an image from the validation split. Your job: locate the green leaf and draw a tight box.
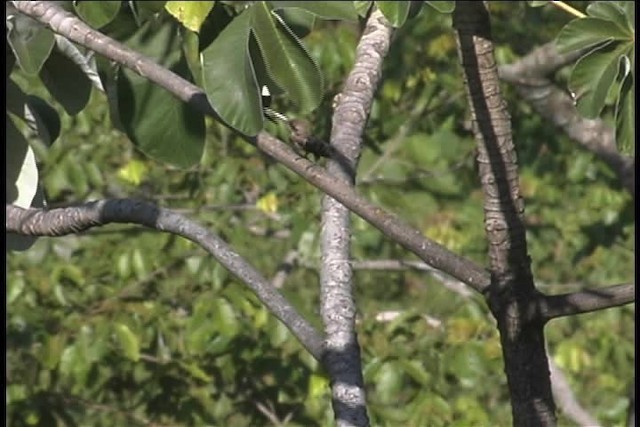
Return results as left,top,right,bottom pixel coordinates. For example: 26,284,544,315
425,1,455,14
201,10,263,136
250,2,323,113
586,2,630,33
354,1,373,17
569,42,628,118
5,117,43,249
74,1,121,28
376,1,410,27
25,95,62,145
6,13,55,75
165,1,215,33
271,1,358,21
556,18,631,53
6,115,38,209
39,48,92,115
131,1,168,25
117,20,205,167
615,66,633,153
114,323,140,362
179,361,213,382
212,298,241,337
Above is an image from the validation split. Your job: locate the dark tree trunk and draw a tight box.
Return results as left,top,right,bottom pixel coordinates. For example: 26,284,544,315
453,2,557,425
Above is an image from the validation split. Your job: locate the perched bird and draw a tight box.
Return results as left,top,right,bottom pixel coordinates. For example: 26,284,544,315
288,119,335,160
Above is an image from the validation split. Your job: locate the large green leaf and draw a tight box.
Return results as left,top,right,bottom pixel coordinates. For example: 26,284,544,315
615,63,634,153
39,48,92,115
556,18,631,53
586,2,631,32
117,21,205,167
271,1,358,21
569,42,627,118
6,13,55,75
250,2,323,113
74,1,121,29
201,10,263,136
375,1,410,27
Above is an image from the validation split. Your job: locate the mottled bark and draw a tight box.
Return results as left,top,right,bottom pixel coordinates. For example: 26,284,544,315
319,8,393,427
453,2,556,425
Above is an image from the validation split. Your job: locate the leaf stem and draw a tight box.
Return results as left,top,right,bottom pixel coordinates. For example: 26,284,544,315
550,1,587,19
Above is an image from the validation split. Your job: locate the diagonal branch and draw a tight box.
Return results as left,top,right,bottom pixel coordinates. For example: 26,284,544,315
319,8,393,427
11,1,491,294
6,200,324,361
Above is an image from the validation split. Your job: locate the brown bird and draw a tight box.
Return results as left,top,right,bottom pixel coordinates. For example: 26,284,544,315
288,119,335,160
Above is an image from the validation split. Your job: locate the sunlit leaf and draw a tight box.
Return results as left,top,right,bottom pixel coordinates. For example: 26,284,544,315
114,323,140,362
165,1,215,33
117,159,149,185
6,116,38,209
256,192,278,214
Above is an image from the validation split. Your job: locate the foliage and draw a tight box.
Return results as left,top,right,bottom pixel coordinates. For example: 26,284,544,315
555,1,635,153
6,1,634,426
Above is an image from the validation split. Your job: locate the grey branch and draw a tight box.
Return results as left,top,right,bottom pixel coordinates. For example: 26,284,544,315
6,201,324,361
319,8,393,427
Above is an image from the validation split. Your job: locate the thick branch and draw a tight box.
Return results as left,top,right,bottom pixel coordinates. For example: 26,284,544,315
6,201,324,360
537,283,634,322
11,1,491,294
319,9,393,427
454,2,556,424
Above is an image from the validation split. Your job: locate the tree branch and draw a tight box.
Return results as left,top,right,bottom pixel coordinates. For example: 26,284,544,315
547,355,601,426
11,1,491,294
6,201,324,361
319,8,393,427
537,283,634,322
454,3,556,424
